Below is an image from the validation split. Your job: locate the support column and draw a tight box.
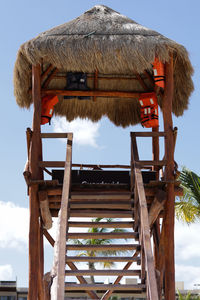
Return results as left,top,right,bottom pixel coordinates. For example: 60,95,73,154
162,56,175,300
28,64,42,300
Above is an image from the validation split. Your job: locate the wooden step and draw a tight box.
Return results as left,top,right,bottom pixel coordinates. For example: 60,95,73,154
49,201,133,210
65,256,141,263
67,232,139,240
66,244,140,251
68,221,134,228
65,269,141,276
65,283,145,291
69,210,133,218
71,194,131,200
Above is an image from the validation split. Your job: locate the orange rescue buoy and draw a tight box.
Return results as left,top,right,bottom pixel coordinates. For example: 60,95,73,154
139,92,159,128
41,95,59,125
153,57,165,89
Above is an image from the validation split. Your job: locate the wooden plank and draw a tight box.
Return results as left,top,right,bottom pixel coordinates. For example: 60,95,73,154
69,210,133,218
41,64,53,81
148,190,166,228
134,131,166,137
28,64,43,300
93,69,98,102
51,133,73,300
66,262,100,299
69,202,132,210
39,190,52,230
41,231,99,299
136,160,167,166
68,221,134,228
42,89,141,98
101,250,140,300
162,56,175,300
136,73,149,90
71,194,131,200
41,133,68,139
65,256,141,263
42,68,58,89
66,244,140,251
131,133,159,300
67,232,138,240
65,283,145,291
152,127,160,180
65,270,141,276
72,163,130,169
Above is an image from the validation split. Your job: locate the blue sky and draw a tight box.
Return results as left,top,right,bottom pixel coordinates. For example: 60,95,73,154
0,0,200,290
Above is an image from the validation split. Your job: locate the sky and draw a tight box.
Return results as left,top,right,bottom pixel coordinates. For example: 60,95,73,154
0,0,200,291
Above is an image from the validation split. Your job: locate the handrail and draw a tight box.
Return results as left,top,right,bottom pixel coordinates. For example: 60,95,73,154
50,133,73,300
131,132,159,300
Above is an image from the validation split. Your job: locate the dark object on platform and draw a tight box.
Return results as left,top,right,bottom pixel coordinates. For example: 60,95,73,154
52,169,156,185
64,72,91,100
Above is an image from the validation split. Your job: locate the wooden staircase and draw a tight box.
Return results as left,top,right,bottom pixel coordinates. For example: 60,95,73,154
35,131,182,300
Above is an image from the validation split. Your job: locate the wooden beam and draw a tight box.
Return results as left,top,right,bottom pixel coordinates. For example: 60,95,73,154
39,190,52,230
65,270,141,276
28,64,42,300
41,64,54,81
41,133,68,139
42,68,58,89
162,56,175,300
66,244,140,251
67,232,138,240
136,73,149,90
149,190,166,228
93,69,98,102
42,230,99,299
65,284,145,291
68,221,134,228
131,133,159,300
42,89,141,98
152,127,160,180
66,256,140,263
134,131,166,137
51,133,73,300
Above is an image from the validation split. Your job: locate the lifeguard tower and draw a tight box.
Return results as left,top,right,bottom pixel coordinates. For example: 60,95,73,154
14,5,194,300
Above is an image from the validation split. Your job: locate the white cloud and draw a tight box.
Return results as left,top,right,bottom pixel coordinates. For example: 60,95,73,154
0,265,13,280
0,201,29,249
52,117,100,147
175,221,200,261
176,264,200,290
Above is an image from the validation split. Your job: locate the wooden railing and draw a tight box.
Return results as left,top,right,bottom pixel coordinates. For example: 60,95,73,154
50,133,73,300
131,132,160,300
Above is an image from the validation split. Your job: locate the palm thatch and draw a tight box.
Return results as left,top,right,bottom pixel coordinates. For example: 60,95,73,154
13,5,194,127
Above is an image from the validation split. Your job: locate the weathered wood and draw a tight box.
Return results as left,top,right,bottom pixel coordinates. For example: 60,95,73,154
72,163,130,169
136,73,150,90
71,193,131,200
134,131,166,137
29,64,43,300
65,269,141,276
51,133,73,300
42,231,99,299
136,160,167,166
41,64,54,81
65,284,145,291
66,256,141,263
148,190,166,228
162,56,175,300
67,232,138,240
152,127,160,180
66,262,99,299
101,250,140,300
41,133,68,139
131,133,159,300
66,244,140,251
69,209,133,218
42,68,58,89
39,191,52,230
42,89,141,98
68,221,134,228
69,201,132,210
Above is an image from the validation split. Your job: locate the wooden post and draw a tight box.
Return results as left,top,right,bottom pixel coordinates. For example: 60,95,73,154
152,127,160,180
28,64,42,300
162,55,175,300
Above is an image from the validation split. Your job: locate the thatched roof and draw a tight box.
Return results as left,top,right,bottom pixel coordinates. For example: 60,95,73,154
14,5,194,127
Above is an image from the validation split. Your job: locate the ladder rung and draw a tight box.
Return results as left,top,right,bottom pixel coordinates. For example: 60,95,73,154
69,210,133,218
71,194,131,200
65,270,141,276
66,244,140,251
66,256,141,263
67,232,138,240
136,160,167,166
133,131,166,137
65,283,145,291
68,221,134,228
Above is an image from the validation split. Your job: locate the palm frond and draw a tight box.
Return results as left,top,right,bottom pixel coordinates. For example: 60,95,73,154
175,197,200,224
180,168,200,204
